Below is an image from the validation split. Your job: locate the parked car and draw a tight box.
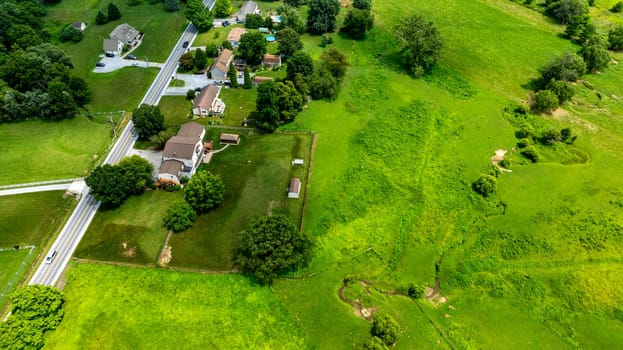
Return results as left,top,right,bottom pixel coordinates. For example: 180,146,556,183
127,54,137,60
105,52,114,58
222,20,229,27
182,41,190,48
195,87,203,92
213,80,224,85
96,62,105,67
45,250,58,264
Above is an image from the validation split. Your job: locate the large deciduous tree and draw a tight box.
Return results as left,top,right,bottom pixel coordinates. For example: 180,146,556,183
107,3,122,21
277,27,303,59
164,200,196,232
183,171,225,213
286,50,314,80
254,80,281,131
353,0,372,10
117,155,154,195
306,0,340,34
132,104,164,140
277,80,305,121
235,215,313,283
394,15,443,77
185,0,214,32
213,0,233,18
85,164,129,207
340,8,374,40
608,25,623,50
546,0,589,24
194,47,208,70
320,48,348,80
277,5,306,33
238,32,268,65
539,52,586,83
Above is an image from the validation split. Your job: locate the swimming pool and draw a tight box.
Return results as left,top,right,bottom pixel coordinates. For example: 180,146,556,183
266,35,276,42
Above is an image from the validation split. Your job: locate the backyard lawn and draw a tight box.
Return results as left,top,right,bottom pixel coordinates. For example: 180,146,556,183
168,128,312,270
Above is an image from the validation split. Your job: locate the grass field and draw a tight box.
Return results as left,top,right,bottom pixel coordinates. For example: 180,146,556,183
158,96,193,128
218,87,257,126
75,190,179,264
168,128,312,270
0,117,114,185
44,263,312,350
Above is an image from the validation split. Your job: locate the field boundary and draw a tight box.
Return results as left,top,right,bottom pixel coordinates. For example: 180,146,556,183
73,258,236,275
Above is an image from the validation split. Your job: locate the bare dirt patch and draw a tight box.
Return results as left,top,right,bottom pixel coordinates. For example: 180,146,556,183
491,149,512,173
338,279,377,322
121,242,136,258
267,200,280,216
159,246,172,266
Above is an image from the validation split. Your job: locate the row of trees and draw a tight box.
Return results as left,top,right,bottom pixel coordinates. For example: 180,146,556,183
0,0,91,123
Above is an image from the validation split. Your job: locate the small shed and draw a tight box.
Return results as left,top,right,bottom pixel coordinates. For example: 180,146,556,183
288,178,301,199
220,133,240,145
258,27,270,34
292,158,304,166
72,22,87,31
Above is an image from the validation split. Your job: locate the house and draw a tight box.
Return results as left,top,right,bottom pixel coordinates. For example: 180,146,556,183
237,1,259,22
287,178,301,199
103,39,123,55
159,122,206,180
192,85,226,116
110,23,141,46
210,48,233,80
157,160,185,185
262,54,281,68
220,133,240,145
227,28,247,48
72,22,87,31
253,76,273,85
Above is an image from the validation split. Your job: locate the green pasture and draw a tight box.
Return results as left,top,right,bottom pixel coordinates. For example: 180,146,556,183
75,190,179,264
219,87,257,126
158,95,193,128
168,129,312,270
44,263,312,350
0,117,113,185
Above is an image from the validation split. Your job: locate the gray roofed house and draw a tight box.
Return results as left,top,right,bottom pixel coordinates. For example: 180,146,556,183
103,39,123,55
158,160,185,185
163,136,201,160
177,121,206,139
110,23,140,45
192,85,225,116
159,122,206,182
237,1,259,22
210,49,233,80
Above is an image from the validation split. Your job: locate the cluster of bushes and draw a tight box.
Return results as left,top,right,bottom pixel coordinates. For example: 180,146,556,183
363,315,401,349
0,285,64,350
96,3,122,25
163,170,225,232
514,120,576,163
0,0,91,123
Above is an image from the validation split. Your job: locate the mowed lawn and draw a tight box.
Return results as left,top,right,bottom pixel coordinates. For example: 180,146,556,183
0,117,113,185
44,263,312,350
75,190,179,264
168,128,312,270
45,0,186,112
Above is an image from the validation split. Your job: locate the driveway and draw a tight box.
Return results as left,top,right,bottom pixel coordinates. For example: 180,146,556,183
94,55,163,73
132,149,163,179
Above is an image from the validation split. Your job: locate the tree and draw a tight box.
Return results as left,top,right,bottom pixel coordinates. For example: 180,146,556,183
67,76,91,107
238,32,267,65
185,0,214,32
546,0,589,24
108,3,122,21
340,8,374,40
254,80,281,131
284,0,306,7
472,174,497,198
539,52,586,83
245,14,264,29
581,40,610,72
236,214,313,283
213,0,233,18
546,79,574,103
309,65,339,100
306,0,341,34
534,89,560,113
612,1,623,12
353,0,372,10
164,200,196,232
183,171,225,213
132,104,164,140
186,89,196,100
363,337,388,350
320,48,348,79
243,67,252,89
521,145,540,163
608,25,623,50
96,10,108,25
371,315,400,346
278,5,306,33
228,63,239,88
277,80,304,121
165,0,180,11
179,51,195,71
47,80,78,120
85,164,129,207
59,26,83,43
286,51,314,80
541,128,561,145
194,47,207,70
117,155,153,195
394,15,443,76
277,28,303,59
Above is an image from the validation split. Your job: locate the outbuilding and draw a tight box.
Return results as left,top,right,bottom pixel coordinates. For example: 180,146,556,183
220,133,240,145
287,178,301,199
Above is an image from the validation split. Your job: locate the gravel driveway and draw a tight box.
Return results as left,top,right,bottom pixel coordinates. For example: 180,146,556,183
93,55,163,73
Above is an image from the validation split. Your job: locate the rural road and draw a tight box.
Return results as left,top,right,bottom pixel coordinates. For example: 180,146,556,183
0,184,71,197
29,0,216,287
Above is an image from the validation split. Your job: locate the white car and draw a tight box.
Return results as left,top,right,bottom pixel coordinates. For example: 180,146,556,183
45,250,58,264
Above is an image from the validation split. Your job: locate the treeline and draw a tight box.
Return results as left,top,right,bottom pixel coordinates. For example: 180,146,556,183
0,0,90,123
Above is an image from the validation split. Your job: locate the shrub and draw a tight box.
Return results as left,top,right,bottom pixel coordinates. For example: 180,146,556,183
546,79,574,103
363,336,388,350
517,138,532,149
515,125,535,139
500,159,511,168
541,128,561,145
59,26,83,43
371,315,400,346
534,90,559,113
608,25,623,50
521,145,540,163
407,283,425,298
560,127,572,142
612,1,623,12
164,200,196,232
472,174,497,198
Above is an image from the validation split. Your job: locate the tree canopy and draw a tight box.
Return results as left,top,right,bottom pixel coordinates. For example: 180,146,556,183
286,51,314,80
184,171,225,213
254,80,281,131
472,174,497,197
277,28,303,59
86,156,153,207
107,3,122,21
608,25,623,50
213,0,233,18
164,200,196,232
340,8,374,40
394,15,443,76
245,14,264,29
277,5,306,33
165,0,180,12
538,52,586,83
132,104,165,140
185,0,214,32
117,155,154,195
238,32,268,65
236,214,313,283
545,0,589,25
306,0,341,34
353,0,372,10
371,315,400,346
320,48,349,80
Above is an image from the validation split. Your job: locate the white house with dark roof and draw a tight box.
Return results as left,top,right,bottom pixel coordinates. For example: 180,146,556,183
192,85,225,116
110,23,140,46
103,39,123,55
210,48,233,80
158,122,206,183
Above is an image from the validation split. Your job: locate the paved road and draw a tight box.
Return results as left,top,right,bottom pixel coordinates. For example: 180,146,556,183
29,0,215,287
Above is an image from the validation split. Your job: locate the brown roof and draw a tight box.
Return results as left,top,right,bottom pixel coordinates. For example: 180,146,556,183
262,54,281,65
163,136,199,159
194,85,220,109
159,159,184,176
177,122,204,138
220,133,240,142
214,49,233,74
289,178,301,193
227,28,247,42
